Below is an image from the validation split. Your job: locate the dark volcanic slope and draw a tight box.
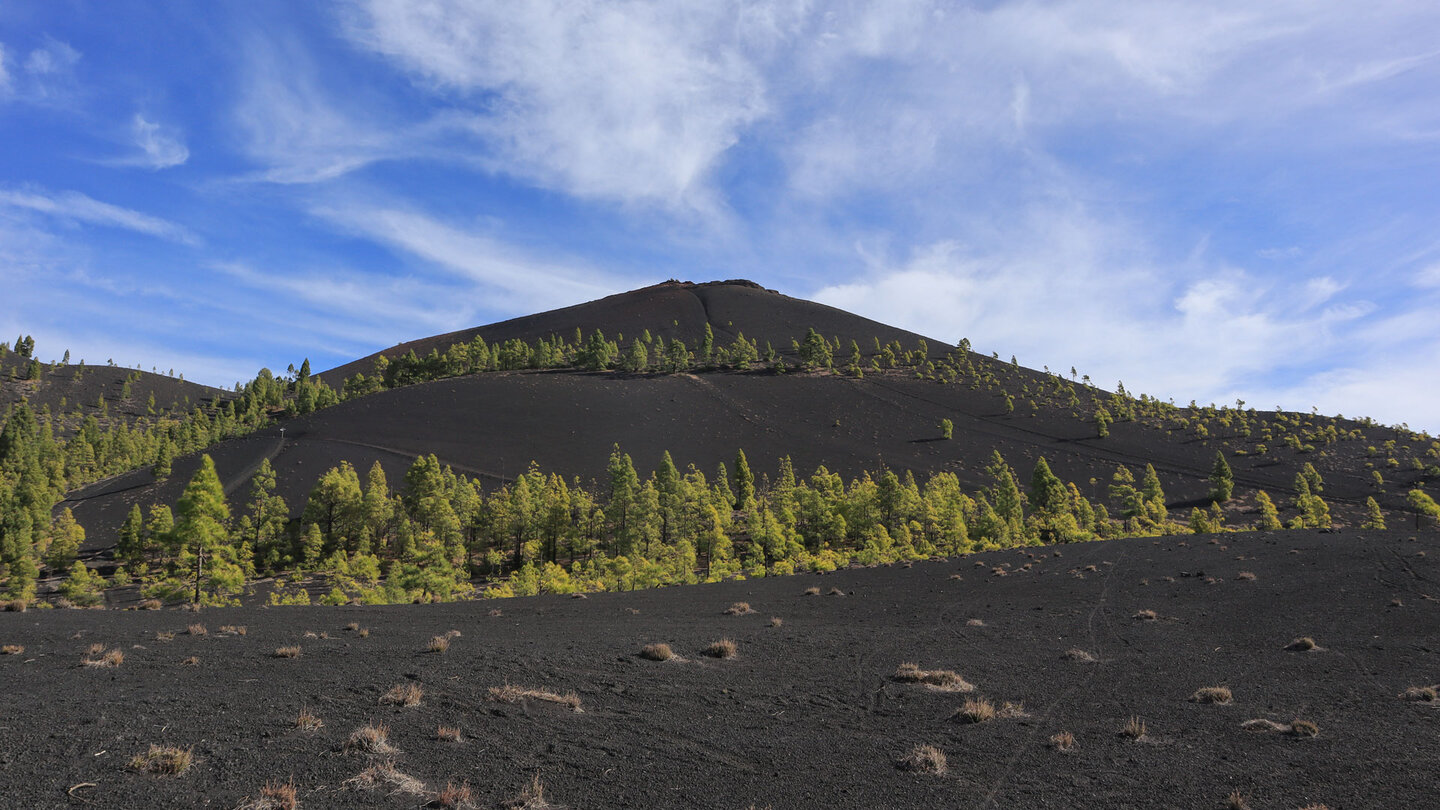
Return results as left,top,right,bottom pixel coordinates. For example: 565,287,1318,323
319,279,939,385
2,529,1436,808
0,354,228,428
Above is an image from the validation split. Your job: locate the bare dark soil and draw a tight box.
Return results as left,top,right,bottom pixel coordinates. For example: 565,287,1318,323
3,528,1437,808
0,354,228,431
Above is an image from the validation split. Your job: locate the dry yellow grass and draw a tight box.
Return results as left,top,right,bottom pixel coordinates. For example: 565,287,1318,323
1133,609,1159,621
380,683,423,707
83,648,124,668
344,621,360,632
237,779,299,810
723,601,755,615
345,761,425,795
4,599,27,612
1190,686,1233,704
1,644,22,655
827,587,846,596
295,706,323,732
488,684,583,711
155,631,175,642
357,628,370,638
1289,719,1320,737
219,625,246,636
802,586,821,596
897,744,947,774
1225,790,1251,810
893,662,974,692
429,635,451,654
187,623,206,636
769,617,783,628
432,781,476,809
1401,685,1439,702
1240,718,1289,733
965,618,985,627
180,656,200,667
139,598,162,610
1049,731,1075,751
345,723,395,755
639,642,674,661
437,725,463,742
1120,716,1147,739
1286,637,1319,651
1236,571,1257,581
129,745,193,776
273,645,301,659
954,698,996,724
502,773,554,810
704,638,738,659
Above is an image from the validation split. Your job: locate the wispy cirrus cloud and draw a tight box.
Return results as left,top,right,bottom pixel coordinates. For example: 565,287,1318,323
0,187,199,246
125,114,190,169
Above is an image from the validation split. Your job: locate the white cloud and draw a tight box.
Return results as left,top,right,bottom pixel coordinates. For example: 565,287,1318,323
19,37,80,101
312,202,631,314
0,43,12,96
127,114,190,169
341,0,771,209
0,187,200,246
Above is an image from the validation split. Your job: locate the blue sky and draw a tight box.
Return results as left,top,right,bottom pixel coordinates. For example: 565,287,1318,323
3,1,1438,430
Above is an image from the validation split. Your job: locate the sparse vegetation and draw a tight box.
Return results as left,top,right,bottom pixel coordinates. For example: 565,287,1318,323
1190,686,1233,704
1401,685,1438,702
1,644,23,655
704,638,738,659
129,745,193,776
803,586,820,596
1049,731,1075,751
1286,637,1319,651
345,761,425,795
273,645,301,658
1236,571,1257,581
1120,716,1147,739
380,682,423,707
893,662,974,692
345,723,395,754
954,698,996,724
897,744,947,774
432,781,476,809
723,601,754,615
295,706,323,732
1062,648,1096,662
83,647,124,668
1134,609,1158,621
488,684,582,711
437,725,463,742
1289,719,1319,737
1225,790,1251,810
187,623,207,636
428,635,451,653
640,642,674,661
237,779,299,810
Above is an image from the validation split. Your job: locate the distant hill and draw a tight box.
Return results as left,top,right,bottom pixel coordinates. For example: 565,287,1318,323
59,281,1433,554
0,351,230,432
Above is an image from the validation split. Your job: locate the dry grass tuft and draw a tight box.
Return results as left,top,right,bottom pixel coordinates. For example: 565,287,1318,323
219,625,246,636
380,682,423,707
273,645,302,659
357,628,370,638
1133,609,1159,621
1236,571,1257,581
827,587,846,596
1049,731,1075,752
428,635,451,654
345,621,360,632
85,642,105,656
893,662,974,692
345,723,395,755
345,761,425,795
180,656,200,667
138,598,162,610
1240,718,1290,733
502,773,556,810
4,599,27,612
237,779,299,810
639,642,674,661
723,601,755,615
437,725,463,742
704,638,738,659
1289,719,1319,737
488,608,504,617
1,644,23,655
1285,637,1319,651
965,618,985,627
83,647,124,668
897,744,947,775
1190,686,1233,705
445,629,462,639
432,781,476,809
488,684,583,711
187,623,207,636
802,586,821,596
1225,790,1251,810
1120,716,1147,739
129,745,193,776
954,698,997,724
302,631,319,639
156,631,175,642
1401,685,1439,702
295,706,323,732
1062,648,1096,662
769,616,783,628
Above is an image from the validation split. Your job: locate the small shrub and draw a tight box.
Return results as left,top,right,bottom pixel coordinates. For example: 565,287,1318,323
380,683,423,707
1190,686,1233,705
803,586,821,596
357,628,370,638
219,625,246,636
1401,685,1438,702
345,723,395,755
4,599,27,612
156,631,175,641
273,646,301,659
503,773,553,810
429,636,451,654
723,602,754,615
295,706,323,732
345,622,360,632
1225,791,1251,810
893,662,973,692
130,745,193,776
1289,719,1319,737
139,598,162,610
1236,571,1257,581
187,623,206,636
1133,609,1158,621
432,781,476,809
1285,637,1319,651
768,616,782,627
1049,731,1075,751
1120,716,1147,739
238,779,299,810
704,638,738,659
437,725,463,742
954,698,996,724
897,744,947,774
345,761,424,795
1,644,23,655
488,684,582,711
639,643,674,661
84,648,124,668
180,656,200,667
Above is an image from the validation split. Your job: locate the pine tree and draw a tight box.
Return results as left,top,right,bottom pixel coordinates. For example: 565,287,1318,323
700,324,715,366
173,454,243,604
939,418,953,440
1209,451,1234,502
732,449,755,511
1407,489,1440,529
1361,497,1386,530
42,508,85,571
